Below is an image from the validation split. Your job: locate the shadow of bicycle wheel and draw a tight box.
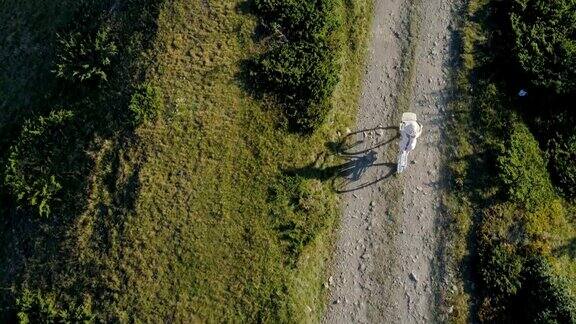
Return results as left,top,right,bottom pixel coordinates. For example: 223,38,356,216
332,162,396,193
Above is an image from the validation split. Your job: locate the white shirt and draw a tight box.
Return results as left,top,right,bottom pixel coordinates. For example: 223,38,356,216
399,121,423,151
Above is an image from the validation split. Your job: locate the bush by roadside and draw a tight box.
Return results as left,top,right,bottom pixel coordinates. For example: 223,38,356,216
508,0,576,200
254,41,339,131
498,122,555,211
250,0,341,132
54,25,117,85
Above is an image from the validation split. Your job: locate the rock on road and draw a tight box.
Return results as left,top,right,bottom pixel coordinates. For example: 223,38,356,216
324,0,460,323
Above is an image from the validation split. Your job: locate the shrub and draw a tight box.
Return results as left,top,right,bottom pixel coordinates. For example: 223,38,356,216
253,0,339,41
523,199,570,253
4,110,75,217
547,133,576,199
255,41,339,131
476,83,511,143
480,243,524,299
498,121,555,211
478,204,525,300
513,256,576,323
16,289,94,323
129,83,164,125
54,24,117,85
250,0,341,132
477,203,576,322
510,0,576,94
268,176,335,265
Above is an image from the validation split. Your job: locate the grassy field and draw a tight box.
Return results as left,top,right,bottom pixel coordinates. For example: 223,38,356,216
445,0,576,322
0,0,372,321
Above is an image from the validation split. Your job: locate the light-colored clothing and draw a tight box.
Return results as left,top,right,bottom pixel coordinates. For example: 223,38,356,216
397,120,423,173
399,120,422,152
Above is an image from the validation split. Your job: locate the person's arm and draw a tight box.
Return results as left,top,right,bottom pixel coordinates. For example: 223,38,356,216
416,122,423,138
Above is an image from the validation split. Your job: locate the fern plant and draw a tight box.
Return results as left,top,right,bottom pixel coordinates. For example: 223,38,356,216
54,25,117,84
4,110,74,217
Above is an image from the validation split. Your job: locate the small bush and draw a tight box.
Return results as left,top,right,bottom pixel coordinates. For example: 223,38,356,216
250,0,341,132
475,83,511,144
514,256,576,323
547,133,576,199
268,176,335,265
510,0,576,94
253,0,339,41
255,41,339,131
4,110,74,217
498,121,555,211
478,204,525,300
16,289,94,323
54,24,117,85
480,243,524,299
129,84,164,125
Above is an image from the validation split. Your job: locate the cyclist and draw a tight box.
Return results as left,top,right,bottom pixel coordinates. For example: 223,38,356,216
397,112,423,173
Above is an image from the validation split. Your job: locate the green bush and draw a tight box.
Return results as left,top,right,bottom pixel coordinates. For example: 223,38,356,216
129,83,164,125
268,176,335,265
475,83,512,146
478,204,525,300
256,41,339,131
4,110,74,217
477,204,576,322
510,0,576,94
253,0,339,41
547,133,576,199
16,289,93,323
480,243,524,299
251,0,341,132
498,121,555,211
514,256,576,323
54,24,117,84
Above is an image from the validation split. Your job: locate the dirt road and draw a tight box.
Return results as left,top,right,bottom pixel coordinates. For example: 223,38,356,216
324,0,460,322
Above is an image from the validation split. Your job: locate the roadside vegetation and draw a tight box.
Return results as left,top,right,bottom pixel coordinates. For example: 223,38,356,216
446,0,576,322
0,0,372,321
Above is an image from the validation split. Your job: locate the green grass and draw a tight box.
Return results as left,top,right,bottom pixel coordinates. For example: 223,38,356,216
103,1,371,320
0,0,373,321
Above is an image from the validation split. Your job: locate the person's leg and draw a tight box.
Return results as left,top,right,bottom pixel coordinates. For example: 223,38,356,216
404,150,410,166
397,150,408,173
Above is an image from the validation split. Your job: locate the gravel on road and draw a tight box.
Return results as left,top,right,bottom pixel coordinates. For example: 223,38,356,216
324,0,461,322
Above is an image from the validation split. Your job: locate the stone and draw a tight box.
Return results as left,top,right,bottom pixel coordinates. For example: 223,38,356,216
451,284,458,293
410,272,419,283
